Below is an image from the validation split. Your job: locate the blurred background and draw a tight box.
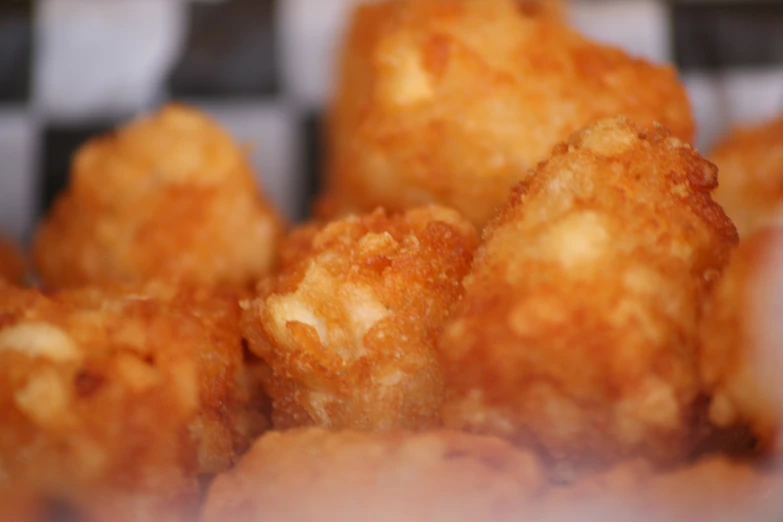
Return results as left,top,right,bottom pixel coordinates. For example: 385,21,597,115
0,0,782,243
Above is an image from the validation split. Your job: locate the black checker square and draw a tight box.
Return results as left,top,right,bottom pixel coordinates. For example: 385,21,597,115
0,1,32,103
301,110,324,221
39,121,120,214
672,2,783,71
168,0,279,99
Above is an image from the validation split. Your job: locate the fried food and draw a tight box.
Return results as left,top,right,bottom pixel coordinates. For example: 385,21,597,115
242,206,478,430
52,281,268,475
322,0,694,227
540,457,783,522
202,428,545,522
438,117,738,475
699,227,783,454
32,104,283,289
0,284,201,522
0,233,24,284
711,116,783,238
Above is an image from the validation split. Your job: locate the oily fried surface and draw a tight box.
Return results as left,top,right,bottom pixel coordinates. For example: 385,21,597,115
699,228,783,454
242,206,478,430
0,234,24,284
0,284,201,522
52,281,268,476
539,457,783,521
32,104,283,289
439,118,738,475
202,428,545,522
322,0,694,227
711,116,783,238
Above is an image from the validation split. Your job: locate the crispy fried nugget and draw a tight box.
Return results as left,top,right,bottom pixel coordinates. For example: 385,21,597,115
711,117,783,237
32,104,283,289
0,285,201,522
0,233,24,284
439,118,738,474
699,228,783,453
53,281,268,475
202,428,545,522
540,457,783,521
322,0,694,227
242,206,478,430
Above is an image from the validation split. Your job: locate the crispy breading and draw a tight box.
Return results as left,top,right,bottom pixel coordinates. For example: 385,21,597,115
242,206,478,430
32,104,283,289
51,281,269,475
699,228,783,454
0,234,25,284
438,118,738,475
202,428,545,522
322,0,694,227
0,284,201,521
711,116,783,238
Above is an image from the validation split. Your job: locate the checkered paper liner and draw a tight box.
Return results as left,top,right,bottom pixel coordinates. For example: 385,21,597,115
0,0,781,242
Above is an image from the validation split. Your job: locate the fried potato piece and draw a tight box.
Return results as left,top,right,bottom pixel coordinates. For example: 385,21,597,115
439,118,738,475
540,457,783,522
322,0,694,227
0,285,201,522
699,228,783,453
242,206,478,430
202,428,545,522
32,104,283,289
0,233,25,284
52,281,269,475
711,117,783,238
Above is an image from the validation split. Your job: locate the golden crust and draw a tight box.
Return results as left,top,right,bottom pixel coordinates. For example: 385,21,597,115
51,281,269,475
243,206,478,430
0,284,201,521
323,0,694,227
202,428,545,522
32,104,283,289
711,117,783,237
439,118,738,474
699,227,783,453
0,234,25,285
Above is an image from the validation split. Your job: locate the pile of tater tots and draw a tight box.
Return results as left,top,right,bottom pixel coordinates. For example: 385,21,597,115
2,1,783,521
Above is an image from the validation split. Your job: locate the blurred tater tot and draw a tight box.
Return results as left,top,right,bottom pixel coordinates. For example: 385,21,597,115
202,428,545,522
0,285,201,522
32,104,283,289
0,233,25,284
711,117,783,238
52,281,268,475
699,227,783,453
439,118,738,475
540,457,783,522
242,206,478,430
322,0,694,227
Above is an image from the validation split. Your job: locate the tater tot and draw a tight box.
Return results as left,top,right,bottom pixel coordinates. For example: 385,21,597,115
322,0,694,227
52,281,269,475
202,428,544,522
699,227,783,454
711,116,783,238
439,118,737,476
0,233,25,284
0,285,201,522
242,206,478,430
32,104,283,289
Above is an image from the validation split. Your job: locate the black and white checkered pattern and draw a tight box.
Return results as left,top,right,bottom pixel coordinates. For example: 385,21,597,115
1,0,782,244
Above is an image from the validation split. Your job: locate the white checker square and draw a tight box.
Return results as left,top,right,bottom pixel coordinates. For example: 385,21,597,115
0,108,38,242
34,0,187,122
568,0,673,63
